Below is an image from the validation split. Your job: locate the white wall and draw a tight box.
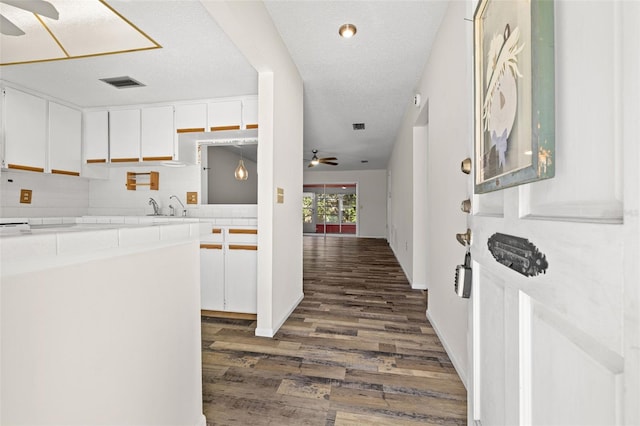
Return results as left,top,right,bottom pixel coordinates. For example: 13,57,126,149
201,1,304,337
304,169,387,238
0,170,89,218
387,0,470,384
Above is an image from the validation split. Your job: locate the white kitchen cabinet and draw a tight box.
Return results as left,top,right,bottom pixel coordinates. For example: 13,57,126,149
175,103,207,132
242,98,259,129
3,87,47,172
208,100,241,131
109,109,140,162
83,110,109,163
200,242,225,311
141,106,174,161
199,226,257,314
225,244,257,313
49,102,81,176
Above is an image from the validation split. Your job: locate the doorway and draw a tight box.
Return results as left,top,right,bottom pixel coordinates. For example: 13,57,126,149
302,184,357,235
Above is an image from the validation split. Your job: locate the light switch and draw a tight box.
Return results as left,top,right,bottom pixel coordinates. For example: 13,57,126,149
187,192,198,204
20,189,32,204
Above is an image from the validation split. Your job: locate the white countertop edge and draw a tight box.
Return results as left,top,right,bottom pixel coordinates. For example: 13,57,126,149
1,238,200,278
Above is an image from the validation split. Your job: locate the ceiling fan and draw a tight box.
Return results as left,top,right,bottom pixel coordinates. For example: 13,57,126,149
307,149,338,168
0,0,59,36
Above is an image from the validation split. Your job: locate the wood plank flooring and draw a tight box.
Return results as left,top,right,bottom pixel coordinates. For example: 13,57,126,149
202,236,467,425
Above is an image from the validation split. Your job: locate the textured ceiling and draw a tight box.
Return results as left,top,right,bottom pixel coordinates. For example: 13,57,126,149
0,0,447,171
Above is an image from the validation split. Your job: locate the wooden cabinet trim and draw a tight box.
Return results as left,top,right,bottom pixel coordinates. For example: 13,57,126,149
210,125,241,132
86,159,107,164
229,229,258,235
142,156,173,162
8,164,44,173
200,243,223,250
111,158,139,163
51,169,80,176
211,228,223,234
229,244,257,251
246,124,259,129
176,128,205,134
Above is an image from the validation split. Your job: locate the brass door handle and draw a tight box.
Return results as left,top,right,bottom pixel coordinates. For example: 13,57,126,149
460,199,471,213
456,229,471,246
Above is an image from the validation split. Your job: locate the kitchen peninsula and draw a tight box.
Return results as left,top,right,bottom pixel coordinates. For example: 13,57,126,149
0,217,206,425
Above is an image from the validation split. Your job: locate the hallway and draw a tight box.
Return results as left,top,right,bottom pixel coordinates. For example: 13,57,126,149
202,236,466,425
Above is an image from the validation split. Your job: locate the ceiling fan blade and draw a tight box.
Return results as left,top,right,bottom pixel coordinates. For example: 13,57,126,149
307,162,316,168
323,162,339,166
1,0,59,20
0,13,24,36
319,157,337,161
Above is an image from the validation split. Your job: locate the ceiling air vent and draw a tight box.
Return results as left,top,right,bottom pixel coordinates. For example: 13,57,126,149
352,123,365,130
100,76,145,89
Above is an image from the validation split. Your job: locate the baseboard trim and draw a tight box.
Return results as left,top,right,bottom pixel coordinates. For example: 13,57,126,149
255,292,304,338
426,309,468,389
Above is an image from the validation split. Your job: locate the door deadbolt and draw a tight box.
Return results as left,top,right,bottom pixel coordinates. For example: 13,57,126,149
461,158,472,174
460,199,471,213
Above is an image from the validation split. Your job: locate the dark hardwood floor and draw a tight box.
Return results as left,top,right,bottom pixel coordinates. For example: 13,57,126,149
202,236,467,425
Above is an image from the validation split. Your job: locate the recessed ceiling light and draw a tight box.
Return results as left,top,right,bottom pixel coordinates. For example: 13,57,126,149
339,23,357,38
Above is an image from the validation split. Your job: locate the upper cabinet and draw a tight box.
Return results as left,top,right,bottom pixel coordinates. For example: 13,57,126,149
242,98,258,129
84,110,109,163
49,102,81,176
175,103,207,133
208,100,241,131
141,106,174,161
109,109,141,163
3,87,47,172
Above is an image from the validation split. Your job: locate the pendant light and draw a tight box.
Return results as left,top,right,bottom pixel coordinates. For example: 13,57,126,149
234,148,248,181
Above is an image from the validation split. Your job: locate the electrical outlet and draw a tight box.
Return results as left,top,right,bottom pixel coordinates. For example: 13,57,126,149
20,189,32,204
187,192,198,204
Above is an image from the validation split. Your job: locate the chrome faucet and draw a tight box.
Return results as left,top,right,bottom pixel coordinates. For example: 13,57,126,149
170,195,187,217
148,197,160,216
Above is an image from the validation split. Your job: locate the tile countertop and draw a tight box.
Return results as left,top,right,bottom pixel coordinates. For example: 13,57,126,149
0,215,254,277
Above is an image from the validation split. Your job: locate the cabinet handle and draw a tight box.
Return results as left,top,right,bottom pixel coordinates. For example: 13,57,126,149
210,125,240,132
142,156,172,162
229,244,257,251
211,228,222,234
176,128,205,133
52,169,80,176
111,158,139,163
8,164,44,173
229,229,257,234
86,159,107,164
200,244,223,250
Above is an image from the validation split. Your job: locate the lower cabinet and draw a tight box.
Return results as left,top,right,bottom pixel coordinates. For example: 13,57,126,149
200,243,224,311
225,244,258,313
200,226,257,314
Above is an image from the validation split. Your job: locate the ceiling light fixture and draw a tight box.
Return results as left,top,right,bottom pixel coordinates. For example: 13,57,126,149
339,23,357,38
310,152,320,166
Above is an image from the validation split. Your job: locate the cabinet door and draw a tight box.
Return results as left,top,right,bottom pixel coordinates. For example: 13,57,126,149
225,245,257,313
200,245,225,311
49,102,81,176
242,98,258,129
175,103,207,132
208,100,241,131
3,87,46,171
141,106,174,161
83,110,108,163
109,109,140,162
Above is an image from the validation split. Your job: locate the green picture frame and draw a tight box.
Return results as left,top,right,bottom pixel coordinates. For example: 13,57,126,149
473,0,555,194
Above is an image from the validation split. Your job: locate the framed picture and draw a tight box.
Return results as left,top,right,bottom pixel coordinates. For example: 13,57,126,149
473,0,555,193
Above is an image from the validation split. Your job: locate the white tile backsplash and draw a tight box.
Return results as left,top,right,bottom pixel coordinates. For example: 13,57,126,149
1,164,257,219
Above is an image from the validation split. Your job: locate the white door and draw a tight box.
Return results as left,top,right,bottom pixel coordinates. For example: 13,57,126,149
302,192,316,234
469,1,639,425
